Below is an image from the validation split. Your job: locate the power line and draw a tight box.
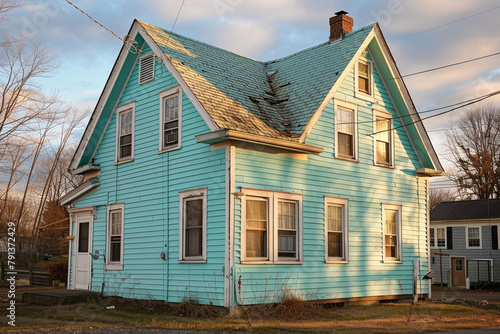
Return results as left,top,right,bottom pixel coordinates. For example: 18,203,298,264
399,51,500,79
389,5,500,43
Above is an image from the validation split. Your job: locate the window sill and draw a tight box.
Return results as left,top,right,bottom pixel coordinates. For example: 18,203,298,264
241,260,303,265
105,263,123,271
179,259,207,264
375,162,394,169
355,91,375,103
335,156,359,163
383,259,402,264
158,145,181,154
115,158,134,166
325,259,349,264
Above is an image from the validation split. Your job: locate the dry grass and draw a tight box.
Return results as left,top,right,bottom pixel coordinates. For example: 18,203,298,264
1,295,499,333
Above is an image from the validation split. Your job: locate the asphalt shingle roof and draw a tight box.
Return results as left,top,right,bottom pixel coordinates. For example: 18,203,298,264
430,199,500,221
139,20,374,140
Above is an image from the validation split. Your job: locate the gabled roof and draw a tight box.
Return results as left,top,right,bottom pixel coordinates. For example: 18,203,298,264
139,21,373,140
431,199,500,221
70,19,443,173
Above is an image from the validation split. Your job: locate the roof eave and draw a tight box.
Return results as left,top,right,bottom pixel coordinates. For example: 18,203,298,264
60,178,100,206
416,168,447,177
196,129,323,155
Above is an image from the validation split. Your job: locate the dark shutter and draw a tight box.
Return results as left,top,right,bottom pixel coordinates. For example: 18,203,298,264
446,227,453,249
492,226,498,250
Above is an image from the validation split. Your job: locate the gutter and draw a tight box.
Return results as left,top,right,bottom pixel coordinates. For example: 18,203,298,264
416,168,447,177
196,129,323,155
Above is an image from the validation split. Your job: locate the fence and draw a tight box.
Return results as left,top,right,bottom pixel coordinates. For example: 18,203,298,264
0,262,51,286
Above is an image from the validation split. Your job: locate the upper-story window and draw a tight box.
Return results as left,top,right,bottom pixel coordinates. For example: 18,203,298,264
335,100,358,161
139,54,155,84
356,58,373,98
159,87,182,152
374,111,394,167
116,102,135,163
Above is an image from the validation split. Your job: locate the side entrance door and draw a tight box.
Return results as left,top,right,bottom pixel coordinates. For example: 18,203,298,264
74,213,93,290
451,256,466,287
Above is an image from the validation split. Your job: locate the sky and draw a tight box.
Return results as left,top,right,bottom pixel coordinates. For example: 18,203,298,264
3,0,500,187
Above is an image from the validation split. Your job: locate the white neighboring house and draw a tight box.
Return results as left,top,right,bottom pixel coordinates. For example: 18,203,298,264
430,199,500,287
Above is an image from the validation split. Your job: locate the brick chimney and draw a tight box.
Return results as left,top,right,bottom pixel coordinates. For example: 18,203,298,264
329,10,353,42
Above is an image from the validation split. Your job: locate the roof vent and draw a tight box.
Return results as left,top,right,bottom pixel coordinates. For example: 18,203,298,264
329,10,353,42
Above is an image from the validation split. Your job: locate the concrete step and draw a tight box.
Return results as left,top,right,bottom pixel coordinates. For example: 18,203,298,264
22,289,98,305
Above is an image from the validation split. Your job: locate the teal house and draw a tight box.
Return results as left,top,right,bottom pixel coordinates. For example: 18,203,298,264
62,11,444,308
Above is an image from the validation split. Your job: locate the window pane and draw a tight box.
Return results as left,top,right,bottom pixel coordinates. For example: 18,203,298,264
338,133,353,157
246,199,268,258
278,230,296,258
327,205,342,232
385,210,396,235
384,208,399,259
375,118,389,141
376,141,389,163
437,228,446,247
278,201,296,230
78,222,89,253
338,107,354,134
111,211,121,236
358,61,370,94
328,232,343,258
110,238,121,262
164,96,179,122
120,111,132,135
186,227,202,257
359,61,369,77
186,199,203,228
278,200,297,258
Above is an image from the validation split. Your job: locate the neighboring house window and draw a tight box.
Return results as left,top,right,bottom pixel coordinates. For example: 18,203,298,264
116,103,135,163
179,188,207,262
106,203,124,270
382,204,402,262
325,197,348,263
430,227,446,248
357,58,373,97
335,101,358,161
159,87,182,151
139,54,155,84
466,226,481,249
242,189,302,263
374,112,393,167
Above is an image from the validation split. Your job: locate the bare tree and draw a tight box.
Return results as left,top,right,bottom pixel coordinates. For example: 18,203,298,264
446,105,500,199
429,188,455,209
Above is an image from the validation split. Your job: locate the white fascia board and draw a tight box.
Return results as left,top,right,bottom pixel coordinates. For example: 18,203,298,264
69,22,142,172
298,28,376,143
136,24,219,132
371,27,443,172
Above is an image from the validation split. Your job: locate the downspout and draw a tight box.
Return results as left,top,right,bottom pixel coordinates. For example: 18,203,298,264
225,145,236,309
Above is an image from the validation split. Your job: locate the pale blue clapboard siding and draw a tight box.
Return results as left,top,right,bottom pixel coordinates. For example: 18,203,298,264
233,55,430,304
71,43,227,305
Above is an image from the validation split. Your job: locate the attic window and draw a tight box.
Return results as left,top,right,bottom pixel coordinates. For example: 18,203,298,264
139,54,155,84
356,58,373,97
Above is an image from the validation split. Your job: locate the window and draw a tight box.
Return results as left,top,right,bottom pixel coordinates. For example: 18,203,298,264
325,197,348,263
382,204,402,262
179,189,207,262
139,54,155,84
242,189,302,263
466,226,481,249
106,203,124,270
116,103,135,163
356,58,373,97
430,227,446,249
374,112,393,166
335,101,357,160
159,87,182,151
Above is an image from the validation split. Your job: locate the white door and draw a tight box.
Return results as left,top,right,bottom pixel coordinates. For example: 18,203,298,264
74,214,92,290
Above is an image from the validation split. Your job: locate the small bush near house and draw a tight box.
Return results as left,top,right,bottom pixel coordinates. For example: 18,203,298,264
43,262,68,282
174,298,225,318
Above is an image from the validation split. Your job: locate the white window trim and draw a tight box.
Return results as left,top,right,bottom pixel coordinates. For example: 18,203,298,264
430,227,447,249
334,100,358,162
179,188,207,263
138,54,155,85
115,102,135,164
241,188,303,264
158,86,182,153
373,110,395,168
466,226,482,249
324,197,349,264
105,203,125,271
382,203,402,263
355,56,374,101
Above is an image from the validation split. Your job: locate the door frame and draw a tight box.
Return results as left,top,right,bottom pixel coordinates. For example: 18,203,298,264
450,256,467,287
69,207,95,290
